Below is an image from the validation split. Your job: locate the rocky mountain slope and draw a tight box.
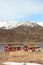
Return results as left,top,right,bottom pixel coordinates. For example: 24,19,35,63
0,21,43,44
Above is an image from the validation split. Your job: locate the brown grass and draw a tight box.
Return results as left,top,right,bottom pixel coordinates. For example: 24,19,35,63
0,50,43,64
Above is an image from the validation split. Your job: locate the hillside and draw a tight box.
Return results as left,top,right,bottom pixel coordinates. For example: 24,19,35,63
0,21,43,44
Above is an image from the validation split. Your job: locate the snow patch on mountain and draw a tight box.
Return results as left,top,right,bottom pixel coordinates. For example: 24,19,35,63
18,21,37,27
37,22,43,27
0,21,43,29
0,21,18,29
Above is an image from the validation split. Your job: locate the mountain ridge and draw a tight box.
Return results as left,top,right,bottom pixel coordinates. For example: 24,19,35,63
0,21,43,29
0,21,43,44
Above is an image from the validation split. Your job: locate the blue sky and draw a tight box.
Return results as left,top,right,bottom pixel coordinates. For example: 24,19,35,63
0,0,43,22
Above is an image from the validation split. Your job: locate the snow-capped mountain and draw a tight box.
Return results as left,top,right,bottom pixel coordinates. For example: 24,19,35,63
0,21,43,43
0,21,42,29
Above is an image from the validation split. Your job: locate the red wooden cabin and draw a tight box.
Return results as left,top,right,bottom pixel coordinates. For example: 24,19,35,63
23,45,36,51
4,44,21,51
23,44,39,51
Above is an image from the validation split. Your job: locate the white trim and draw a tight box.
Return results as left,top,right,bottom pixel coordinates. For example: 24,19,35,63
23,44,29,48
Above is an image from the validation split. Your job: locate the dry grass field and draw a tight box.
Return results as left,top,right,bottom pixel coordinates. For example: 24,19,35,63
0,50,43,64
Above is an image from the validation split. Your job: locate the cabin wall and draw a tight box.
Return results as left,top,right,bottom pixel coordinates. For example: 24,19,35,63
5,46,21,51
